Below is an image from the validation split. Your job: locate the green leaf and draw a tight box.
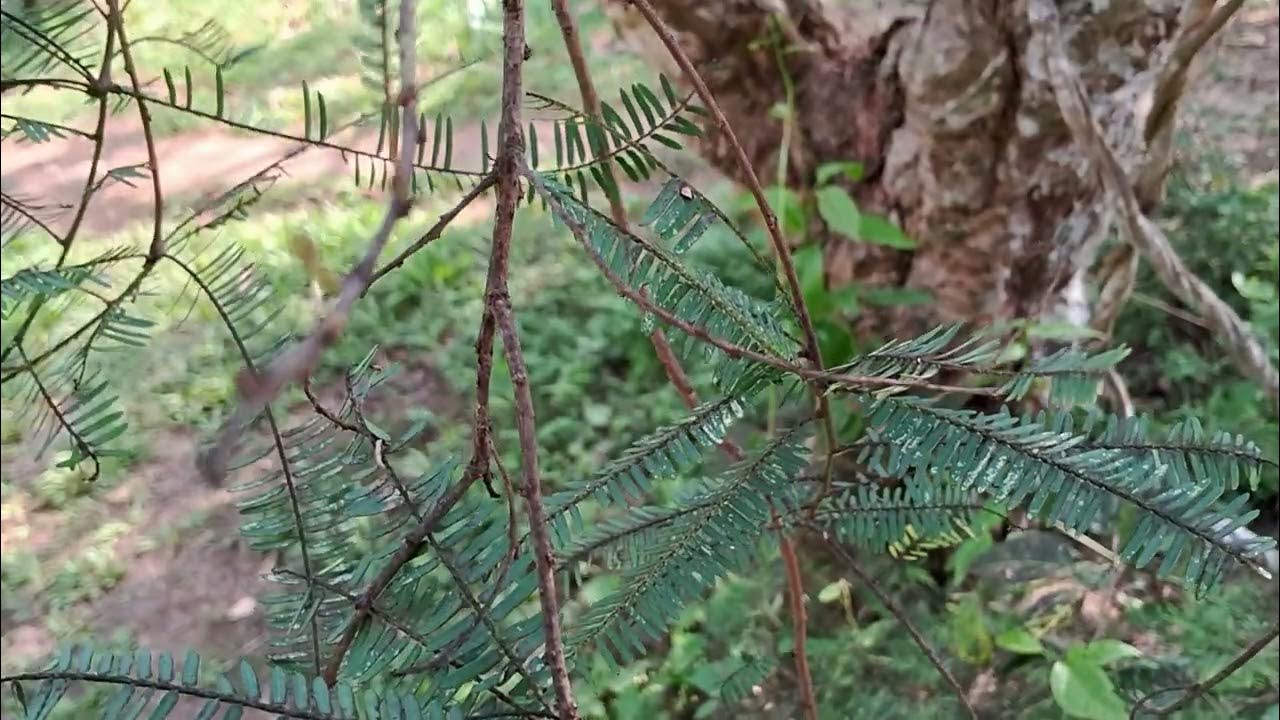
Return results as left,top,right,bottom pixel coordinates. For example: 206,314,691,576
815,186,914,249
855,213,915,249
815,186,861,241
1069,640,1141,667
364,420,392,441
214,66,225,118
815,161,864,185
302,81,312,140
238,660,258,699
995,627,1044,655
1050,657,1127,720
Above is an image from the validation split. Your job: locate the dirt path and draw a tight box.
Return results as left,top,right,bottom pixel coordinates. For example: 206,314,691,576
2,114,492,238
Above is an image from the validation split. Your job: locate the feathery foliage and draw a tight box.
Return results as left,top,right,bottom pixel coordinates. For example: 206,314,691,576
570,431,810,670
526,76,704,203
807,478,985,558
1,644,453,719
2,4,1275,719
854,395,1276,594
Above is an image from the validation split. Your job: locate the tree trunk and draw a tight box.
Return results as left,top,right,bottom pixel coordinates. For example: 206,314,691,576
604,0,1213,341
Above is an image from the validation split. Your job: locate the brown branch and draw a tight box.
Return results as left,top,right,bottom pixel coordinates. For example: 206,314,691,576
549,0,624,227
320,461,485,684
777,521,817,720
814,528,979,720
1130,622,1279,718
490,0,577,715
0,3,120,370
1028,0,1280,415
302,376,363,434
276,571,553,719
107,0,164,260
626,0,822,370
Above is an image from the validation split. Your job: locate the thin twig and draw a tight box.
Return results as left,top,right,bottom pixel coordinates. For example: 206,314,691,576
0,3,119,369
626,0,838,507
777,522,817,720
1129,622,1279,718
319,456,486,685
107,0,164,261
275,571,553,719
815,528,979,720
546,0,739,459
0,192,65,245
1028,0,1280,414
367,172,497,288
626,0,822,369
490,0,578,714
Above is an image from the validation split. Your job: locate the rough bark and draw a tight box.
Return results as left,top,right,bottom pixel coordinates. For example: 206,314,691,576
604,0,1200,341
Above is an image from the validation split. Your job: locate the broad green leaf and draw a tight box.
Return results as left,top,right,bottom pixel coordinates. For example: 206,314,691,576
856,213,915,249
1069,640,1141,667
815,186,861,242
995,627,1044,655
1050,658,1127,720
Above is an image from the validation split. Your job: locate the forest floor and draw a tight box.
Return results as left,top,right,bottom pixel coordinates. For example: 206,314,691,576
1,0,1277,702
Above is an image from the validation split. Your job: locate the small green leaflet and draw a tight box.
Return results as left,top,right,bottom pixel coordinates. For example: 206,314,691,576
815,186,916,249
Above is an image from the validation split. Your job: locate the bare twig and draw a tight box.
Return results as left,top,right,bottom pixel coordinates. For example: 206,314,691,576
490,0,577,714
1028,0,1280,415
367,172,497,288
777,523,817,720
107,0,164,260
815,528,979,720
275,571,553,719
0,3,119,369
1130,622,1279,718
302,376,363,434
626,0,823,370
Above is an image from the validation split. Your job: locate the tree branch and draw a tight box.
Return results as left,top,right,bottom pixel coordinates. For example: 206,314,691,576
777,521,817,720
196,72,506,485
491,0,578,715
1130,622,1279,718
626,0,824,373
107,0,164,261
814,528,979,720
1028,0,1280,415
